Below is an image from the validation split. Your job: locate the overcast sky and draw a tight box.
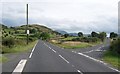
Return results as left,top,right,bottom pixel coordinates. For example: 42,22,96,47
1,0,120,34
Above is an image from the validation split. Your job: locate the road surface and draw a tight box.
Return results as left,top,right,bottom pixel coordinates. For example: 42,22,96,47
2,39,119,74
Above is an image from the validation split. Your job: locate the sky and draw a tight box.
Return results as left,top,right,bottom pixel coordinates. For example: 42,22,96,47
0,0,120,34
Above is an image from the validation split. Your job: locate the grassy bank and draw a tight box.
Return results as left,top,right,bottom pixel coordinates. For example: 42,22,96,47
2,40,38,53
103,51,120,69
0,56,8,63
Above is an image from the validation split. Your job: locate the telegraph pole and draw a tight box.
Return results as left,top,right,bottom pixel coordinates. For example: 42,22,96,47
26,4,29,45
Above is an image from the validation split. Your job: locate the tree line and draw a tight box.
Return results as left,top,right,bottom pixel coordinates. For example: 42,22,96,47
63,31,118,42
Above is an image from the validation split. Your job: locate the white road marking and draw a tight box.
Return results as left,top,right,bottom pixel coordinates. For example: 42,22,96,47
83,47,104,53
78,52,107,65
51,49,56,53
13,59,27,72
44,43,48,47
72,51,77,53
29,42,38,58
77,52,120,72
83,50,94,53
59,55,69,64
72,65,75,67
49,47,51,49
108,67,120,72
77,70,83,74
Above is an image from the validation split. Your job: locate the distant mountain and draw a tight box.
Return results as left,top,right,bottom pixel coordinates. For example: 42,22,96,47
55,30,68,35
69,33,78,36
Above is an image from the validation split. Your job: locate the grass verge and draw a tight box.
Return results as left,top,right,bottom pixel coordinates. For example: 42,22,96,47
2,40,38,53
0,56,8,63
103,51,120,69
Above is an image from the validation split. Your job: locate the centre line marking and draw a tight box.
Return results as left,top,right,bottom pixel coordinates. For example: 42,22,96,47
77,70,83,74
72,65,75,67
59,55,69,64
49,47,51,49
13,59,27,73
51,49,56,53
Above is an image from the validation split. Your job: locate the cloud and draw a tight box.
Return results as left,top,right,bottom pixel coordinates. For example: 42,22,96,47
1,0,119,34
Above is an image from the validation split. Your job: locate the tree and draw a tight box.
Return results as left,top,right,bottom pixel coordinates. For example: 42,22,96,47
110,32,118,39
40,32,50,40
78,32,83,37
98,32,107,42
91,31,98,37
64,34,69,38
30,28,37,34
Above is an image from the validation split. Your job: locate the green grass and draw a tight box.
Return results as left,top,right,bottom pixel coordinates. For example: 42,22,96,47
103,51,120,69
0,56,8,63
2,40,38,53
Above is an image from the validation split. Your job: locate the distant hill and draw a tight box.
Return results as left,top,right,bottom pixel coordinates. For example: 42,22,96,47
1,24,60,38
55,30,68,35
69,33,78,36
19,24,54,33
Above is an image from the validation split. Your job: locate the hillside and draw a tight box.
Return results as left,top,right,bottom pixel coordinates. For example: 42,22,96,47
1,24,60,39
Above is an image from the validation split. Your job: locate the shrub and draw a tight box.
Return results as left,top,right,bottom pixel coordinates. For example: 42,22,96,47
40,32,50,40
2,37,15,48
15,39,26,45
110,38,120,54
29,37,37,42
72,37,100,43
72,38,80,41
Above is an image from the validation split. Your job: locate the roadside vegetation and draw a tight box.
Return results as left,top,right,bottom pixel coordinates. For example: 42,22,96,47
0,56,8,63
1,24,59,54
1,24,60,62
103,36,120,69
50,31,106,49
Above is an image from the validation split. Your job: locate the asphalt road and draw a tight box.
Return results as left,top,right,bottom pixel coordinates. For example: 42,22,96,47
23,40,118,73
2,39,120,74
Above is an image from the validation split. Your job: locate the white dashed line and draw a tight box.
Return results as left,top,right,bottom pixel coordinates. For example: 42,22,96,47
72,51,77,53
29,42,38,58
77,70,83,74
72,65,75,67
13,59,27,73
59,55,69,64
49,47,51,49
83,50,94,53
51,49,56,53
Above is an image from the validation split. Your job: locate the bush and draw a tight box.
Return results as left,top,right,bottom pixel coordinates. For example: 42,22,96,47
40,32,50,40
72,37,100,43
29,37,37,42
2,37,15,48
72,38,80,41
15,39,26,45
110,38,120,54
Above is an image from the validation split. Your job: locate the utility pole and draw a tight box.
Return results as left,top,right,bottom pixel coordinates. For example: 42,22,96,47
26,4,29,45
